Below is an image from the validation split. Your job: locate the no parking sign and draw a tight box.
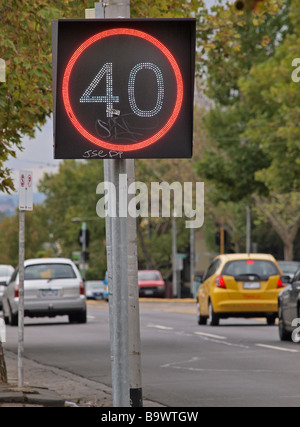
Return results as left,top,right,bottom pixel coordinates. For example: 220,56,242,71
19,170,33,211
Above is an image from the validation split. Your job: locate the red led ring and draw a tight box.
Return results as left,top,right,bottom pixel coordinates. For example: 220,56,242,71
62,28,183,152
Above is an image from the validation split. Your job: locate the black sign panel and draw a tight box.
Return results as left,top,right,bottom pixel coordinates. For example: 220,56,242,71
52,19,196,159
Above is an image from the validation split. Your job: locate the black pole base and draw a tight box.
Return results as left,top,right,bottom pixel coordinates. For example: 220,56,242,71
130,388,143,407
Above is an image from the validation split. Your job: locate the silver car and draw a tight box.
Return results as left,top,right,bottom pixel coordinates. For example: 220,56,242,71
0,265,14,310
2,258,86,325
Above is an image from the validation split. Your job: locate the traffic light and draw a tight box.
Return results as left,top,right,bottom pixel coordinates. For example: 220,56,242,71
83,251,90,261
235,0,263,10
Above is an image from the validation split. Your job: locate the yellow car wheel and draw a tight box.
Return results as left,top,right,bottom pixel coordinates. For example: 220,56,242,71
208,300,219,326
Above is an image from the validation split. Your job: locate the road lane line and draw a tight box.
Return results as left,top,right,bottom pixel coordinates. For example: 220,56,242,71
147,324,174,330
194,331,227,340
255,343,299,353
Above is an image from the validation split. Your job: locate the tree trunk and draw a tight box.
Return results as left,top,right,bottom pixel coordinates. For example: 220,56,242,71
283,241,294,262
0,341,7,384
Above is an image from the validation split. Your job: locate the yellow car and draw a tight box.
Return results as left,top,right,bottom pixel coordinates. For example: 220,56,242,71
196,253,284,326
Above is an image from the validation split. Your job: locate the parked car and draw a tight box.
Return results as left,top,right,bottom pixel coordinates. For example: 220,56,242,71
138,270,165,298
278,261,300,280
2,258,86,325
0,265,14,310
278,267,300,341
85,280,108,301
196,253,284,326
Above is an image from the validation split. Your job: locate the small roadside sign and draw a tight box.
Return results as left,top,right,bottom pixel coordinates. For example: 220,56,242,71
19,170,33,211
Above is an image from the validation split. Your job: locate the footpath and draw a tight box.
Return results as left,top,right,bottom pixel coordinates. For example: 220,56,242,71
0,299,196,407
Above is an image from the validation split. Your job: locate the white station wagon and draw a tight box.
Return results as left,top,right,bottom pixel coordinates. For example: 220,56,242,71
2,258,86,325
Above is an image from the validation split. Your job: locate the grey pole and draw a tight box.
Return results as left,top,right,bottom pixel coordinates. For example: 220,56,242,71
111,159,129,406
246,204,251,253
172,214,177,298
104,159,115,392
81,221,87,281
18,210,25,388
94,0,131,407
190,227,195,298
90,1,140,406
84,5,116,397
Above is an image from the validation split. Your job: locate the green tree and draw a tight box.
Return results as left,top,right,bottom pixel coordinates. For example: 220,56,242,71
197,0,290,201
195,0,300,260
239,0,300,192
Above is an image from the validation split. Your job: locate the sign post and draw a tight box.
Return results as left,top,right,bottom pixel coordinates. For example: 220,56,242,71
52,9,196,406
85,2,131,407
18,170,33,388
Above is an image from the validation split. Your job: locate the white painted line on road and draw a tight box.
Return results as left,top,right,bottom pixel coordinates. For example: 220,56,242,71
195,331,227,340
255,343,298,353
147,324,174,330
87,315,96,319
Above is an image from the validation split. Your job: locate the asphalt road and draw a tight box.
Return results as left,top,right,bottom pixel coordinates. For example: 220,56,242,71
3,299,300,407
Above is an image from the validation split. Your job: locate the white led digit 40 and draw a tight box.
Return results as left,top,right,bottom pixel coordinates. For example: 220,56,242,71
80,62,165,118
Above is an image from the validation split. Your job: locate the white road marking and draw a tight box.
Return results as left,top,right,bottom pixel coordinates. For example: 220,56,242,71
195,331,227,340
255,343,298,353
147,324,174,330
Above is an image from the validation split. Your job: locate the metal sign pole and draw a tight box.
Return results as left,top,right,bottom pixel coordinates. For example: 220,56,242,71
111,159,129,406
93,1,138,407
18,209,25,388
18,170,33,388
127,159,143,407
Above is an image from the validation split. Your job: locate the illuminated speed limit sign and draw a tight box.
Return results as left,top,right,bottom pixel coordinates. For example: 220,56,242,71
52,19,196,159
